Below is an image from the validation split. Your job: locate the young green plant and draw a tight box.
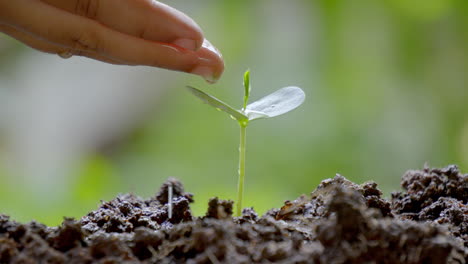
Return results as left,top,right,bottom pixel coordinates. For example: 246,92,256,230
187,70,305,216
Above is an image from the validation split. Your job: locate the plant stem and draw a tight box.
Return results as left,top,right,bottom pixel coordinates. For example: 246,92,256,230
236,123,247,216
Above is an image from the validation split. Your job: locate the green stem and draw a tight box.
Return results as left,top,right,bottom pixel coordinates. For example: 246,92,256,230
236,123,247,216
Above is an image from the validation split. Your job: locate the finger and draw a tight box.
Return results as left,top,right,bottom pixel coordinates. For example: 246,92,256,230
40,0,204,51
0,24,124,65
2,0,224,81
191,39,224,83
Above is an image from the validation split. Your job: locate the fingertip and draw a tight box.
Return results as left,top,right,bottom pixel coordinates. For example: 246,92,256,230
169,20,204,51
190,39,224,83
185,21,204,51
202,39,223,60
191,66,217,83
153,1,204,51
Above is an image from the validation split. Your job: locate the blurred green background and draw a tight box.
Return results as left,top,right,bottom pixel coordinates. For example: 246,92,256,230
0,0,467,226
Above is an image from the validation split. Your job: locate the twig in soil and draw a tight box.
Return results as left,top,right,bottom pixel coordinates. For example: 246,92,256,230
206,249,220,264
168,183,173,219
148,245,158,262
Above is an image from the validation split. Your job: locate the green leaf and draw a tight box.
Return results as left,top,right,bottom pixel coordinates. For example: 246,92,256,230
243,70,251,109
187,86,248,122
245,86,305,121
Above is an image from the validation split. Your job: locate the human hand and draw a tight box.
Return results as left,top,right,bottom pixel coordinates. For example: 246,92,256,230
0,0,224,83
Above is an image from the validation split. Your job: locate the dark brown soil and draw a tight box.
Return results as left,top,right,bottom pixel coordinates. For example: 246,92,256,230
1,166,467,263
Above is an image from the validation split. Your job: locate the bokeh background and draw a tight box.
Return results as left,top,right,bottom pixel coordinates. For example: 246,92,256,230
0,0,467,226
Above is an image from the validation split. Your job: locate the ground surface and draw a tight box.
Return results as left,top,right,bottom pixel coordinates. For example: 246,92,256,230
1,165,467,263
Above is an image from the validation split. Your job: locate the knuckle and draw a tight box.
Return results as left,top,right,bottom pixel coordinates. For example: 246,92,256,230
74,0,100,19
70,26,101,53
72,50,85,57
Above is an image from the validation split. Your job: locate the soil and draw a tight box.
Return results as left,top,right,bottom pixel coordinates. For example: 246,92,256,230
1,165,467,263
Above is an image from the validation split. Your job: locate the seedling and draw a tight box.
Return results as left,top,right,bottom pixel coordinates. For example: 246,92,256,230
187,70,305,216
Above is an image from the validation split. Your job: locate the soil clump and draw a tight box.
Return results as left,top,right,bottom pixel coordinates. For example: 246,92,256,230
1,166,467,263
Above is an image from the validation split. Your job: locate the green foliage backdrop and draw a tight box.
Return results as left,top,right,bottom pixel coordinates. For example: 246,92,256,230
0,0,467,225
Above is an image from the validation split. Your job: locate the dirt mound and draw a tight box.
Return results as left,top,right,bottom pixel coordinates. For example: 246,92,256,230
1,166,467,263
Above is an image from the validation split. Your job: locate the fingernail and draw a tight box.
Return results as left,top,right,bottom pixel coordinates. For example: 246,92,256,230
172,38,197,51
191,66,217,83
202,39,223,59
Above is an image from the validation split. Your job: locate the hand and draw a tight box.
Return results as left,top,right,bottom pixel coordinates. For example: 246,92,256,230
0,0,224,83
